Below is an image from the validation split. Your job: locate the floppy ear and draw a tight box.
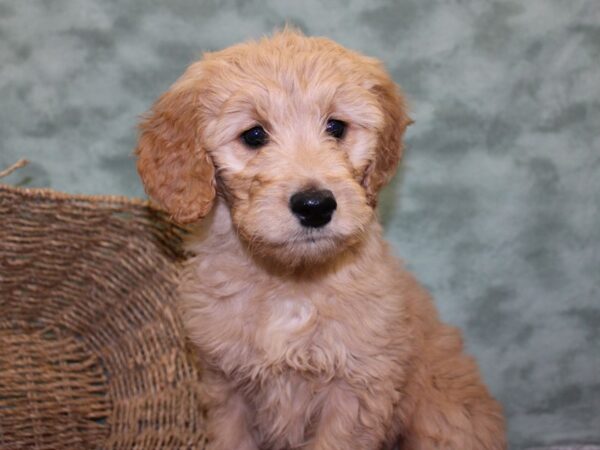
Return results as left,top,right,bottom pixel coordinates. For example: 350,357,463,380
363,72,412,207
135,74,215,224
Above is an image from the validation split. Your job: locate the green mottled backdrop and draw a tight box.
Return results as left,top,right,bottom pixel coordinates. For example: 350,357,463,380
1,1,598,448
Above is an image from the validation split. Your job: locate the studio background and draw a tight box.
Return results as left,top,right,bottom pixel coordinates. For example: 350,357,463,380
1,1,598,448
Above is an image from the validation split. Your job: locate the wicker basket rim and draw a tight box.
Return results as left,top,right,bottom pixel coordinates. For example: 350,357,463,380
0,183,153,208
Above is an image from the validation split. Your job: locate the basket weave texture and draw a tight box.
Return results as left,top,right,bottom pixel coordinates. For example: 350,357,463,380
0,185,207,449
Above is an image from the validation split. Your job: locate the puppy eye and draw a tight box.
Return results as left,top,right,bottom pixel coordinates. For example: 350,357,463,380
325,119,347,139
241,126,269,149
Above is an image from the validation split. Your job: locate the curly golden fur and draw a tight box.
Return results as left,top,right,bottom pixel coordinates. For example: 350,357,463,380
136,29,506,450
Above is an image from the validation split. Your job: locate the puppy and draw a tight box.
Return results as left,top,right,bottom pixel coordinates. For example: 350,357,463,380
136,29,506,450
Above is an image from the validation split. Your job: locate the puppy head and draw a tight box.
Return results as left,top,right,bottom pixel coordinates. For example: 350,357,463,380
136,29,411,266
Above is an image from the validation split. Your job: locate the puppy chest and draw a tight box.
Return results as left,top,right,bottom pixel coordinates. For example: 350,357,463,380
263,298,316,337
254,298,356,376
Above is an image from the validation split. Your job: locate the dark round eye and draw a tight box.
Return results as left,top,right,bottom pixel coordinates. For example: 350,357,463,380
241,125,268,149
325,119,347,139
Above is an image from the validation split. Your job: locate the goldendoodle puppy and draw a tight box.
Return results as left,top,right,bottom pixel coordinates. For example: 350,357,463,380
136,29,506,450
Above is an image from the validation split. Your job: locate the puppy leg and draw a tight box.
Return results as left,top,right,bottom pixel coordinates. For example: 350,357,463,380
399,325,506,450
311,382,393,450
202,369,258,450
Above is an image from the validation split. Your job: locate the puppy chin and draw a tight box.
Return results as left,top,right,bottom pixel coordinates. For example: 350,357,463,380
238,228,363,271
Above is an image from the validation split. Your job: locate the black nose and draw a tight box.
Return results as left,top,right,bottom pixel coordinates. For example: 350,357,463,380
290,189,337,228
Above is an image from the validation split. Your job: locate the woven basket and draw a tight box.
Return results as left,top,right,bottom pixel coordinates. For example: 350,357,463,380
0,182,207,449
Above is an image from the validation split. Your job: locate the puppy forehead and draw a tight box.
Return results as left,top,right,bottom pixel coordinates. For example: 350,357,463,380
207,36,381,102
218,78,378,124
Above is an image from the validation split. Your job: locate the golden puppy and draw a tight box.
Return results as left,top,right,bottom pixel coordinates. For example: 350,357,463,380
136,29,506,450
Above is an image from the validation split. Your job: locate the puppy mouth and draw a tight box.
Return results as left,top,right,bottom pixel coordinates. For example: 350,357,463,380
292,235,330,245
238,227,335,249
263,230,340,248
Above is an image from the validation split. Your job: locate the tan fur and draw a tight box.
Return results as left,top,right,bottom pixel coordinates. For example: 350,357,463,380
136,29,506,450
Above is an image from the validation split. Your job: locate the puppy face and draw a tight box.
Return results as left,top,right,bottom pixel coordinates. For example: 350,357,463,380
137,30,410,266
